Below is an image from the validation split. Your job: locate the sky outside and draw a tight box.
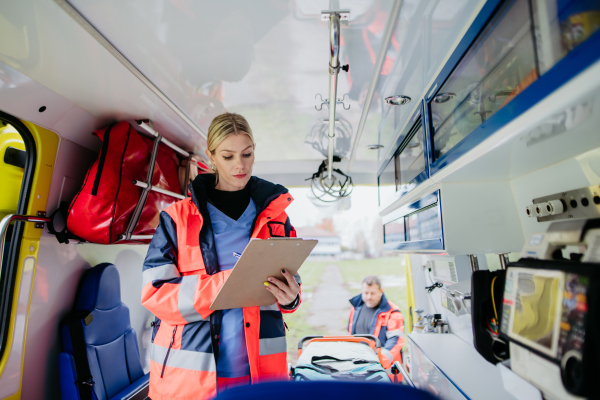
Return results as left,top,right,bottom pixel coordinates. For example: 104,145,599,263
286,186,383,254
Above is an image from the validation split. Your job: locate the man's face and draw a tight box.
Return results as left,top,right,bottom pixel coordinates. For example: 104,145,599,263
361,283,383,308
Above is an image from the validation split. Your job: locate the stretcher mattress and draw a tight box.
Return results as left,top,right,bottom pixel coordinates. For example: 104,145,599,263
294,341,390,382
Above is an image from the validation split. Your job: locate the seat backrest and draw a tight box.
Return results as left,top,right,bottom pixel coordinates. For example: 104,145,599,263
61,263,144,400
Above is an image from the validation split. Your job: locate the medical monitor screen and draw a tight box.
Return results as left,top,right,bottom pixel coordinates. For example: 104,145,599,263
503,268,564,357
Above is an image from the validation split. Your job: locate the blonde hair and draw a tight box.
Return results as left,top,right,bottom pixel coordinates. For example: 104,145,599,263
207,113,255,184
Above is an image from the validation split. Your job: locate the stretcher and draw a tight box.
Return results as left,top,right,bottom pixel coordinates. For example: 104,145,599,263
290,335,412,385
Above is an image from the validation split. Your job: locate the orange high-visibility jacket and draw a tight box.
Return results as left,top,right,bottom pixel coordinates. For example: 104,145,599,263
348,294,404,369
141,175,300,400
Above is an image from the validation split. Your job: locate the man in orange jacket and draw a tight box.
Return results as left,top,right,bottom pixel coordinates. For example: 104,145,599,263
348,275,405,369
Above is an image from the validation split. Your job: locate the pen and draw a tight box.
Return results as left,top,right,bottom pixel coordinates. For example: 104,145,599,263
233,252,242,259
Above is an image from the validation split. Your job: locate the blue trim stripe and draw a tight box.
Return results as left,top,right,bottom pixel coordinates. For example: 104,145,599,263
259,311,286,339
144,211,178,270
180,321,213,353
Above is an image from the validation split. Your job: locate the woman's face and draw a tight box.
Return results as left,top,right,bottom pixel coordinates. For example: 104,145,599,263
206,133,255,191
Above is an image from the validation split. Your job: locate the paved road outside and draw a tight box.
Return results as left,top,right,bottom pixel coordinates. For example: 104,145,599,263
306,264,351,335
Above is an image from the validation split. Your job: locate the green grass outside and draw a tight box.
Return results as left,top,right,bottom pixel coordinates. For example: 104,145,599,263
284,257,407,364
283,261,330,362
337,257,408,321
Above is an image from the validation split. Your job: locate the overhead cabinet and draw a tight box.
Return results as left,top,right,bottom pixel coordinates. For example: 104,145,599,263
383,190,443,251
430,0,537,161
377,0,600,209
383,183,524,255
378,107,429,207
426,0,600,173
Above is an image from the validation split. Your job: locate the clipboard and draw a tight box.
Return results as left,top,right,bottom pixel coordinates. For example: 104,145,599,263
210,238,318,310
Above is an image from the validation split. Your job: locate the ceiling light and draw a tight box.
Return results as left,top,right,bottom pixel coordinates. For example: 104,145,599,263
384,95,411,106
432,92,456,103
367,144,384,150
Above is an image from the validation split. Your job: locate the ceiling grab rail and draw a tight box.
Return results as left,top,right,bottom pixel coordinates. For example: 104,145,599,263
347,0,404,172
0,214,51,271
326,11,341,180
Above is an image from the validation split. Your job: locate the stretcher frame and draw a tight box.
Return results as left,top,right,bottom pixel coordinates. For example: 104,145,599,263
292,334,411,383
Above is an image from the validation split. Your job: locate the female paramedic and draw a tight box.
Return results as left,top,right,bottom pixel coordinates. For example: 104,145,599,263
141,113,301,400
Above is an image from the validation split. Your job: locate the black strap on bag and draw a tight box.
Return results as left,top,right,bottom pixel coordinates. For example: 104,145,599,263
310,356,371,374
183,154,192,198
47,202,86,244
63,310,95,400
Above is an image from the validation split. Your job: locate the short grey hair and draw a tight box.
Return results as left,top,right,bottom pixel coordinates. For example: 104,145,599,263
362,275,382,289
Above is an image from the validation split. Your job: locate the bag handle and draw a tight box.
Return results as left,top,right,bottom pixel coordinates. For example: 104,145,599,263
47,202,86,244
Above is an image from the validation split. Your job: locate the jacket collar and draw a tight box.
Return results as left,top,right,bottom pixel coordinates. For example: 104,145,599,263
190,174,289,213
188,174,290,275
349,292,391,313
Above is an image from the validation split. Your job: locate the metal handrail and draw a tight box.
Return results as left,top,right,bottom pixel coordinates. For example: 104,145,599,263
347,0,404,172
327,12,341,179
0,214,50,273
392,360,414,387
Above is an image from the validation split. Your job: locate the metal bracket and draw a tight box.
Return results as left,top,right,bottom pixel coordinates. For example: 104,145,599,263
321,10,350,21
315,93,351,111
468,254,479,272
36,211,47,228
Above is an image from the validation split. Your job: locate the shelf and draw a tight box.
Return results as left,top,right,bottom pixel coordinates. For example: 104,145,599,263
408,333,541,400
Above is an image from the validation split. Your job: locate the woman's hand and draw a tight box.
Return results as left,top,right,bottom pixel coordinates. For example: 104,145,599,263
265,269,300,306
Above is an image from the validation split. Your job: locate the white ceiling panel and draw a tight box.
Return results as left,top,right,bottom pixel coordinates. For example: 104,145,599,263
67,0,395,162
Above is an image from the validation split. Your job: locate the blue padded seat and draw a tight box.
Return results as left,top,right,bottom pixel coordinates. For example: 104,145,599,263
213,381,439,400
59,263,149,400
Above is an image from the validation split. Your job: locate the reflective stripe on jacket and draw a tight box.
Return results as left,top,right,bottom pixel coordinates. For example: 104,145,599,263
142,175,300,400
348,293,404,369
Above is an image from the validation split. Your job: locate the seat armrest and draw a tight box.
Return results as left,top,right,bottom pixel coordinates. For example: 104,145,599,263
109,373,149,400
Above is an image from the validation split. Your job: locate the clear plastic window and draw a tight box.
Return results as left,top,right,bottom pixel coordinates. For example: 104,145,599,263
533,0,600,74
430,0,600,161
396,122,425,191
378,157,396,206
384,218,406,244
406,205,442,242
431,0,537,160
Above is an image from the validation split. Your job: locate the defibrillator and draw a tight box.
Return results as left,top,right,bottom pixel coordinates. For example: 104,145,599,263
500,219,600,399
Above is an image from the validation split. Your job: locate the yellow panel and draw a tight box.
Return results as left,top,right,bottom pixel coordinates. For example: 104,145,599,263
405,254,416,334
0,119,59,399
0,124,25,220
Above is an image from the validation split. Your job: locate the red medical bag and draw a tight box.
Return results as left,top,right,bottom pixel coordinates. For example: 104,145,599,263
66,121,182,244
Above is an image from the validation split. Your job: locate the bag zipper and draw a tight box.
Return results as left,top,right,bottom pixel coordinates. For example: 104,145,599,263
161,326,177,378
91,124,115,196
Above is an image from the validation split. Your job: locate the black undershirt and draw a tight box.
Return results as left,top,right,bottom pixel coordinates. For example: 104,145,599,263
206,184,251,221
207,182,299,309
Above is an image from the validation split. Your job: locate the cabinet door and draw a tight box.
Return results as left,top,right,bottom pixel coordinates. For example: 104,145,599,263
396,120,426,195
430,0,537,161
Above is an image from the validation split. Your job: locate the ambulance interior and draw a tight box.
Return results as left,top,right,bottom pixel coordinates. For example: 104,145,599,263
0,0,599,399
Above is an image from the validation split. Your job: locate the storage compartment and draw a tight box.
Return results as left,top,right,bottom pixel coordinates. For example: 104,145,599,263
396,119,426,195
383,191,443,251
378,109,428,207
382,182,525,255
430,0,537,161
429,0,600,164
